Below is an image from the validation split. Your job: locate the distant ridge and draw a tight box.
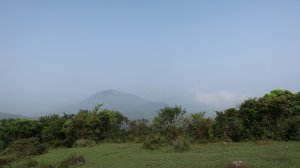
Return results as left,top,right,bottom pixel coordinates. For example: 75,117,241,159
59,90,166,119
0,112,25,119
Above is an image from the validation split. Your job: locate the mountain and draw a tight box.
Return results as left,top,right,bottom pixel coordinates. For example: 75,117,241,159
59,90,166,119
0,112,25,119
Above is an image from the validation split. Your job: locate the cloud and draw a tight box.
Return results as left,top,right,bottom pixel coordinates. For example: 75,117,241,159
193,88,239,105
220,91,238,100
194,92,219,105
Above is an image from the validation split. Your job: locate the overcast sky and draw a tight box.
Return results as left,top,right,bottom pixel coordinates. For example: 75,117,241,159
1,0,300,116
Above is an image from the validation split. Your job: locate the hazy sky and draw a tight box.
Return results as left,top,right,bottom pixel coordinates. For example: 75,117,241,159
1,0,300,116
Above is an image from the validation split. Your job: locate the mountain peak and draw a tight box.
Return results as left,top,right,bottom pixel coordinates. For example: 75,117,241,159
90,90,142,100
99,90,120,94
60,90,166,119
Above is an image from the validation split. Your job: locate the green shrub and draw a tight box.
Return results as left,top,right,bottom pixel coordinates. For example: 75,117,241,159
172,136,190,152
0,119,42,145
57,154,85,168
143,134,165,150
73,139,96,148
4,138,47,157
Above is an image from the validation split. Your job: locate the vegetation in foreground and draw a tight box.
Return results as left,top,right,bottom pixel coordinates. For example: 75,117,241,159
26,141,300,168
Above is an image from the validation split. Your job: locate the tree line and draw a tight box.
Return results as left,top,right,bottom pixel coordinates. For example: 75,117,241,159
0,89,299,151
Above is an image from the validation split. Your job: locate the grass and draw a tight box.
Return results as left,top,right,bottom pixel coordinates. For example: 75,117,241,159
26,141,300,168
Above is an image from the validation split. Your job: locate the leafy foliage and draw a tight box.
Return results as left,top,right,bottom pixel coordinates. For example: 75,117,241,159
212,90,300,141
186,112,214,143
40,114,66,145
62,104,127,146
0,119,42,147
213,108,244,142
153,105,186,141
127,119,151,142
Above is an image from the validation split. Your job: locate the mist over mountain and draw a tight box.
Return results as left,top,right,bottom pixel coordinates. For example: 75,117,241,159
53,89,236,119
59,90,166,119
0,90,242,119
0,112,25,119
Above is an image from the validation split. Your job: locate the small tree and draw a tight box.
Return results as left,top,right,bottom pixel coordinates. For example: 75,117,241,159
40,114,66,145
186,112,214,142
213,108,244,142
153,105,186,140
239,98,266,139
127,119,151,142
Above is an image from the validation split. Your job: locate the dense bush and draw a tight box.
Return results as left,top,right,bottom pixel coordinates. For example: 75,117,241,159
127,119,151,142
63,105,127,143
40,114,66,144
186,112,214,143
213,108,244,142
0,119,42,146
4,138,47,157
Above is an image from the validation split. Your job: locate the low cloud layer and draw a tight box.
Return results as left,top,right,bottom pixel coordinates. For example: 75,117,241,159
193,88,241,106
